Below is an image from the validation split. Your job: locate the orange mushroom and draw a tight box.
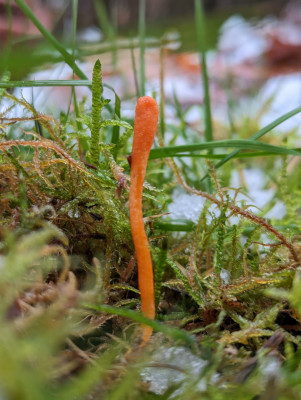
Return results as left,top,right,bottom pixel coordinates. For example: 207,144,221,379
129,96,159,343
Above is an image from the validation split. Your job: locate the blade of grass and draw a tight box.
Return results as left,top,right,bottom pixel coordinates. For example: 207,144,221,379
5,0,13,49
169,151,284,159
155,220,300,233
155,220,196,232
200,106,301,181
0,80,92,88
1,2,13,74
93,0,117,70
0,79,118,116
86,304,195,345
111,90,121,159
138,0,146,96
70,0,87,154
130,38,140,98
149,139,301,160
14,0,90,83
195,0,213,143
79,35,176,55
93,0,115,40
173,89,187,139
216,107,301,166
159,45,165,138
71,0,77,65
69,0,78,116
72,89,87,153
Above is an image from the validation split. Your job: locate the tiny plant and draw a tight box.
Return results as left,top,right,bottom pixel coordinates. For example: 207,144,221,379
90,59,104,166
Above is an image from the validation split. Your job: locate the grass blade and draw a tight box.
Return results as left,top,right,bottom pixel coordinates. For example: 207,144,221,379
0,80,92,88
71,0,77,64
149,139,301,160
69,0,78,119
14,0,89,83
93,0,117,69
138,0,146,96
155,220,196,232
86,304,195,345
165,151,282,159
111,92,121,159
199,106,301,181
130,39,140,98
93,0,115,40
173,89,187,139
160,46,166,138
195,0,213,143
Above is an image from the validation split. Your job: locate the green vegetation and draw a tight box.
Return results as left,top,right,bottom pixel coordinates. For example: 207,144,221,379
1,1,301,399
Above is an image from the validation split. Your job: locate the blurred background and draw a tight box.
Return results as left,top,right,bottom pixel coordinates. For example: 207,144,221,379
0,0,294,49
1,0,301,126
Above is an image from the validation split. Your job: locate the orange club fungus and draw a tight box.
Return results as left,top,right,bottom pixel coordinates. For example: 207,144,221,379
129,96,159,343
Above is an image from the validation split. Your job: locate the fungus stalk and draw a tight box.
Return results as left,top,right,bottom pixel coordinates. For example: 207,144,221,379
129,96,159,343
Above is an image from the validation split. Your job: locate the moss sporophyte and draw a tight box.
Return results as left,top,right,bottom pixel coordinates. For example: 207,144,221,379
129,96,159,344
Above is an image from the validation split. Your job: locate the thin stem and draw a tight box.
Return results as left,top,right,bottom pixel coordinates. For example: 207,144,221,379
0,81,92,88
138,0,146,96
195,0,213,144
130,39,140,98
93,0,117,69
159,45,165,138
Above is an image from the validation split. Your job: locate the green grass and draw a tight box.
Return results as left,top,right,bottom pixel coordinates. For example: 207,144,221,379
1,2,301,399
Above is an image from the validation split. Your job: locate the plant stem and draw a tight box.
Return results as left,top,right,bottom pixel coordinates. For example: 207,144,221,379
195,0,213,144
138,0,146,96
